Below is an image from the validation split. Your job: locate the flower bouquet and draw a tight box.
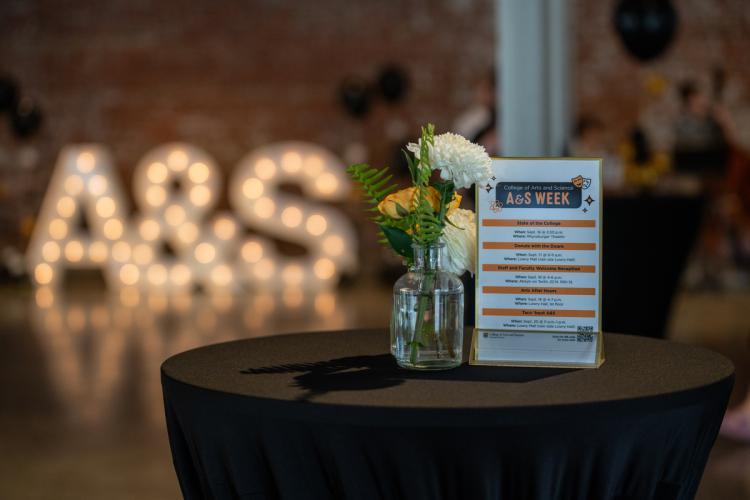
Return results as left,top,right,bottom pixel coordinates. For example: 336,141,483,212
348,124,492,369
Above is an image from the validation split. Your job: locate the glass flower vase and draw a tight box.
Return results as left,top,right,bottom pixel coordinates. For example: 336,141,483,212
390,242,464,370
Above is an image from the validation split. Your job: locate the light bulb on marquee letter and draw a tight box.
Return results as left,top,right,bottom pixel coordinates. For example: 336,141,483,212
27,145,130,288
229,142,358,290
127,142,239,293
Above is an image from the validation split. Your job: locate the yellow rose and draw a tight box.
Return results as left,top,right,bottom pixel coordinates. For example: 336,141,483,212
446,192,462,215
378,187,462,219
378,187,417,219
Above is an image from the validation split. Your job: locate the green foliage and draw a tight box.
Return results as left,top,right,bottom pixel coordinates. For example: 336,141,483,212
409,124,444,245
410,187,442,245
432,180,455,226
347,162,411,260
346,163,397,211
378,225,413,260
394,203,410,218
417,124,435,184
403,150,419,185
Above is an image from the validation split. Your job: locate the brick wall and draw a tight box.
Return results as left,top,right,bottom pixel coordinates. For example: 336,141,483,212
1,0,749,251
0,0,496,248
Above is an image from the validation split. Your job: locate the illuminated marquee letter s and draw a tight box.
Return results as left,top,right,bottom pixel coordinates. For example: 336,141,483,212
229,142,358,290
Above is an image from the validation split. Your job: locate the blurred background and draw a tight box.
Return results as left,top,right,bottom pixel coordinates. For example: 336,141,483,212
1,0,750,498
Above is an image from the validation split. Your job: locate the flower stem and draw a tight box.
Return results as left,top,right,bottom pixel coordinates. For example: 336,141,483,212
410,270,435,365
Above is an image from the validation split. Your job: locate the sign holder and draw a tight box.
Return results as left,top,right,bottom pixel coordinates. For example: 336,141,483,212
470,157,604,368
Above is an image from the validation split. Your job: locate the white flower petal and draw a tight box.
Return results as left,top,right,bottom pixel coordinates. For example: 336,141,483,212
406,142,421,158
410,132,492,189
442,208,477,276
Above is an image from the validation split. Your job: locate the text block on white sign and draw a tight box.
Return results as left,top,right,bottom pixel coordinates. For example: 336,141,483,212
472,158,604,368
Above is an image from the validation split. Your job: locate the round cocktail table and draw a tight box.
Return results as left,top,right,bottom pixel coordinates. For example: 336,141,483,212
162,330,733,500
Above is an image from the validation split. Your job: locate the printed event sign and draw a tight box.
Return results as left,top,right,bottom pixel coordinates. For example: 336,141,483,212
471,158,604,368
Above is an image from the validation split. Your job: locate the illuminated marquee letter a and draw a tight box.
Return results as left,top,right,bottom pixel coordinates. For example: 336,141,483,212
27,145,130,288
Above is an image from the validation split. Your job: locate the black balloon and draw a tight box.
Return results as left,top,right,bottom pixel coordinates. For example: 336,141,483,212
613,0,678,62
10,97,43,139
377,65,409,103
339,77,371,118
0,77,19,112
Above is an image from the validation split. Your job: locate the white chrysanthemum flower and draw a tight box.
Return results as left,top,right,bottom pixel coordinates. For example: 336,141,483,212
442,208,476,276
407,132,492,189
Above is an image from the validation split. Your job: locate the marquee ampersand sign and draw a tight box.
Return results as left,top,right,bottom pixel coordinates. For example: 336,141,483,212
27,142,358,293
126,143,241,294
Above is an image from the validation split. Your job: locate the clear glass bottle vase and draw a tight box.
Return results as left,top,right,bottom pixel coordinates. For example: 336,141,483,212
390,241,464,370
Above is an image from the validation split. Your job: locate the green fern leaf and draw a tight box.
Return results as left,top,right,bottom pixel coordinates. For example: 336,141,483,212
347,164,398,207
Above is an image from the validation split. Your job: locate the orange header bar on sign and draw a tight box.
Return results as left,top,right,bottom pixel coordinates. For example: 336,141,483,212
482,219,596,228
483,308,596,318
482,264,596,273
482,286,595,295
483,242,596,251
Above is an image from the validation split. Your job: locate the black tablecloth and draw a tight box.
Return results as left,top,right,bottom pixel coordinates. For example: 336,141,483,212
162,330,733,500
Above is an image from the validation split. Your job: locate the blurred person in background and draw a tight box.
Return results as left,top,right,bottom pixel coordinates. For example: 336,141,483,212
674,76,749,290
673,79,733,181
618,126,671,190
570,116,625,191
